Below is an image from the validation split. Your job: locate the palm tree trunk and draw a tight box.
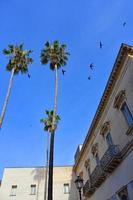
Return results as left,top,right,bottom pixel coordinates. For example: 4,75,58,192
0,67,15,129
48,65,58,200
44,133,50,200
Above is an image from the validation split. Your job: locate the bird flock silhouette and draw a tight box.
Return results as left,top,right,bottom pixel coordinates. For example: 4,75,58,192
27,21,127,82
27,22,127,128
87,21,127,80
29,22,126,129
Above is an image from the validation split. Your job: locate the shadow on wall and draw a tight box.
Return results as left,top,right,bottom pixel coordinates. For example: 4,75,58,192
31,168,45,200
68,171,79,200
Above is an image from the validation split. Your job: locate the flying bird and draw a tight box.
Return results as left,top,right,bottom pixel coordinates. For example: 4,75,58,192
100,41,103,49
123,22,126,27
89,63,94,70
28,73,31,78
88,76,91,80
62,69,66,75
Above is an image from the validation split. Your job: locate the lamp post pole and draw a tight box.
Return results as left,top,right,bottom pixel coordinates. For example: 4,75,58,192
74,176,83,200
79,188,82,200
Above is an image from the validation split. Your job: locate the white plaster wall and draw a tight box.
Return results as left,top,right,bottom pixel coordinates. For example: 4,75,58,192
0,166,78,200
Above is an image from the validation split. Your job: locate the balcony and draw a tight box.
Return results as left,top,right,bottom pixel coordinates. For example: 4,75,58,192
101,145,121,173
90,165,106,188
83,180,95,197
83,145,122,197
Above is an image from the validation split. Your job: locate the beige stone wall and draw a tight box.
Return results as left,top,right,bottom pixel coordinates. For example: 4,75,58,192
0,166,78,200
88,151,133,200
75,54,133,199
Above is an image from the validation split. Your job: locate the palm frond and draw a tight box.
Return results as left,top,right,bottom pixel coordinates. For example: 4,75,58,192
40,40,69,70
40,109,61,132
3,44,33,74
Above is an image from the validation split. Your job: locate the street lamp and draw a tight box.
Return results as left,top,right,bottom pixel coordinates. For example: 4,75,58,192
74,176,84,200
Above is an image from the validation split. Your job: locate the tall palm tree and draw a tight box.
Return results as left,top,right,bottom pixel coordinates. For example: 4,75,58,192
40,110,60,200
0,44,33,129
40,40,69,200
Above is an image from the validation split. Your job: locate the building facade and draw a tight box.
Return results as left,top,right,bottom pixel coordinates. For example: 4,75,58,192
0,166,78,200
74,44,133,200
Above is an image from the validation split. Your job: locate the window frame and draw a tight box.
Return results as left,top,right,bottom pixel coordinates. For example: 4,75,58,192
106,132,113,147
121,102,133,127
10,185,17,196
63,183,70,194
95,153,100,166
30,184,36,195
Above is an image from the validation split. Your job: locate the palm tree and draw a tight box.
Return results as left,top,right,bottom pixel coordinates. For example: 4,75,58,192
40,110,60,200
0,44,33,129
40,40,69,200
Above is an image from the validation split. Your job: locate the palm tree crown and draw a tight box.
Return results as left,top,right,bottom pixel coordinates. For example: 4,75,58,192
40,110,60,133
3,44,33,74
40,40,70,70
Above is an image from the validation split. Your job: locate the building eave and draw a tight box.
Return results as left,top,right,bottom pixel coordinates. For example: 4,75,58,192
73,43,133,172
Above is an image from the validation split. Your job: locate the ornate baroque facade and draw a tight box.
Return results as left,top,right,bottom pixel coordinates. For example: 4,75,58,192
74,43,133,200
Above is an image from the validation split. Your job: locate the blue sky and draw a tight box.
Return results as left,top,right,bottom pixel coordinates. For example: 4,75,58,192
0,0,133,178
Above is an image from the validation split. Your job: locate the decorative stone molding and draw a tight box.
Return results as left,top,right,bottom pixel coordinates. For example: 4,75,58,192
100,121,110,137
91,143,98,156
126,124,133,136
74,45,133,172
113,90,126,109
79,171,83,178
84,159,90,168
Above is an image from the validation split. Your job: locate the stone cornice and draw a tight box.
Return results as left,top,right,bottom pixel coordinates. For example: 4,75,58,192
74,43,133,172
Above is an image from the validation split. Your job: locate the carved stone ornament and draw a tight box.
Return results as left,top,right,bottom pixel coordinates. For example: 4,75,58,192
100,121,110,137
113,90,126,109
79,171,83,178
91,143,98,156
84,159,90,168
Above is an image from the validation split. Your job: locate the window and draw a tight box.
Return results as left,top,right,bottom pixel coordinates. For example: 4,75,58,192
95,153,100,165
121,102,133,126
106,132,113,147
10,185,17,196
64,183,69,194
30,184,36,195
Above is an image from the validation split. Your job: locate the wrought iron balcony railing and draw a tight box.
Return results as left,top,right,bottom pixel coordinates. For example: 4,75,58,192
90,165,106,188
100,145,121,173
83,179,95,197
83,145,122,197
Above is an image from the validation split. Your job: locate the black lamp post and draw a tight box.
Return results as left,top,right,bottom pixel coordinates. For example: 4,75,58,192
74,176,84,200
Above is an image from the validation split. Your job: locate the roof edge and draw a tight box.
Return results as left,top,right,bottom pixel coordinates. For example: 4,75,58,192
74,43,133,171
